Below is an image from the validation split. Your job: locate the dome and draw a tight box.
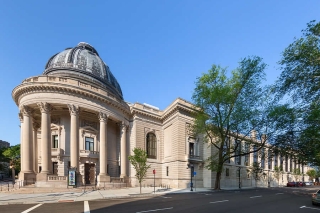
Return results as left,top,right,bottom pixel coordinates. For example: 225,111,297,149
43,42,123,100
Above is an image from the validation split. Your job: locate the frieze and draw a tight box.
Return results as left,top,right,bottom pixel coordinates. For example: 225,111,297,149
81,119,97,129
49,77,56,81
59,78,67,82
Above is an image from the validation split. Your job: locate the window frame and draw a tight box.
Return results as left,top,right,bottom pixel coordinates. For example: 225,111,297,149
146,133,157,159
85,137,94,151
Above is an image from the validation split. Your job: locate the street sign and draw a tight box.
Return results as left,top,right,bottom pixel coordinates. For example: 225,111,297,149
153,169,156,174
194,171,197,176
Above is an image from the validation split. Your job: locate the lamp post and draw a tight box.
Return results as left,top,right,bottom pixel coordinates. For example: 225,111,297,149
268,170,270,188
187,163,194,191
238,167,241,189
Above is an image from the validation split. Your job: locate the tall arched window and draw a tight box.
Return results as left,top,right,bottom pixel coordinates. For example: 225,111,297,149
146,133,157,159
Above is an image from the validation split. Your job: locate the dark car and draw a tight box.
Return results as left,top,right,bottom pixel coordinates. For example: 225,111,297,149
297,182,306,187
312,190,320,205
287,182,296,187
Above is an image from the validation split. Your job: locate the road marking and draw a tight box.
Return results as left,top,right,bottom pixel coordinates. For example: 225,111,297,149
21,204,43,213
210,200,229,204
250,196,262,198
84,201,90,213
136,207,173,213
300,206,320,210
161,196,172,198
276,193,284,195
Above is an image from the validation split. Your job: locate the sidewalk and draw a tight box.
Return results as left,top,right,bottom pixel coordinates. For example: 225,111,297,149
0,186,214,205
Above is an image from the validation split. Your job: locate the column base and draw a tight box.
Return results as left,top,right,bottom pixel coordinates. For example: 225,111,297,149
19,172,36,185
97,174,110,187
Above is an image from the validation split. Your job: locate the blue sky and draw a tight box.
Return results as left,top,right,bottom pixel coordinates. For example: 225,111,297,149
0,1,319,146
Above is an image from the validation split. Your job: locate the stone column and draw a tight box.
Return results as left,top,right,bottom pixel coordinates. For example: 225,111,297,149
98,112,110,184
120,122,127,178
20,105,36,181
18,113,24,174
38,102,52,175
33,122,40,173
68,105,79,170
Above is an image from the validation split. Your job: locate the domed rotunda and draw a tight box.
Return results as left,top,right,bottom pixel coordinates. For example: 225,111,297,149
12,42,202,189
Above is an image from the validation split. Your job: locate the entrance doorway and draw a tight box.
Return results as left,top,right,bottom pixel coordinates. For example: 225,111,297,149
84,163,95,185
53,162,58,175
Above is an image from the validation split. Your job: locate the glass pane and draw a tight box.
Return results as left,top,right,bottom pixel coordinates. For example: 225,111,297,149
90,142,94,151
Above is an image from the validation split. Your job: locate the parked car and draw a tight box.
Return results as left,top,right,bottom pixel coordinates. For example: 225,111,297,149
296,182,306,187
287,182,296,187
312,190,320,205
305,181,313,186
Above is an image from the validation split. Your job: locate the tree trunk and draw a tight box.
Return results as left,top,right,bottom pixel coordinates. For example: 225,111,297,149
214,170,222,190
139,182,142,194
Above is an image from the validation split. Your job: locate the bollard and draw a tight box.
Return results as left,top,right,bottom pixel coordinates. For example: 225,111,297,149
8,183,9,191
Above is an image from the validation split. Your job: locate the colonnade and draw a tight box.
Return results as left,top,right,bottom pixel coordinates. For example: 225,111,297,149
19,102,128,183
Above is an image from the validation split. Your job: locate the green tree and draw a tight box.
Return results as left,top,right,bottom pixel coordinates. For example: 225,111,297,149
276,20,320,166
306,169,316,181
192,56,280,190
274,166,283,186
2,145,21,180
128,147,151,194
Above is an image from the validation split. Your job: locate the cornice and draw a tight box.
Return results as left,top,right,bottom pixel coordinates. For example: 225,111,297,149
12,80,131,116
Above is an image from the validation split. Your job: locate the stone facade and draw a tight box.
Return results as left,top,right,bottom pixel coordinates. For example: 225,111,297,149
12,42,309,188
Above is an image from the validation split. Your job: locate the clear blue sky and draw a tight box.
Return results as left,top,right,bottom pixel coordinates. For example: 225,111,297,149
0,1,319,146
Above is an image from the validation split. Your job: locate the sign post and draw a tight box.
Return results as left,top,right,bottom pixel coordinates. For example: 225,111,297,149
194,171,197,191
153,169,156,193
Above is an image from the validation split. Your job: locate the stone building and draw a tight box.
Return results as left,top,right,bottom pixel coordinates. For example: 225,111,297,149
12,42,308,188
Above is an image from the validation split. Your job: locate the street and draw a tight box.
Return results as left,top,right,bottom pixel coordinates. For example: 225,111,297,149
1,187,319,213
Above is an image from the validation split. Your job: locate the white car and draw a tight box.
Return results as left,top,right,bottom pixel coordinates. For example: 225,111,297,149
305,181,313,186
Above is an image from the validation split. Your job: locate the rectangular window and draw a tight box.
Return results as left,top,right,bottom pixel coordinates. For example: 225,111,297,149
166,166,169,176
226,168,229,177
235,140,241,165
253,146,258,163
85,137,94,151
244,143,250,166
261,148,265,169
52,135,58,148
223,137,230,163
268,150,272,170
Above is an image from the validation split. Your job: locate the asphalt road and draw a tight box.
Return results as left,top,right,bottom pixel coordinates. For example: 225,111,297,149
1,187,320,213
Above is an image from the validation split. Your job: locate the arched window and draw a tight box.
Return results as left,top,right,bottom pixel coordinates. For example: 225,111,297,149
146,133,157,159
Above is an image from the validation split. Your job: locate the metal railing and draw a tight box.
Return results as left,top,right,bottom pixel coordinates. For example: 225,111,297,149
48,175,67,181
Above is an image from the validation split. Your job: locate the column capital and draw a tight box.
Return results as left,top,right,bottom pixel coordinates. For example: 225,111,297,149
98,112,109,122
18,112,23,122
37,102,53,114
20,105,33,117
119,121,129,129
68,104,80,116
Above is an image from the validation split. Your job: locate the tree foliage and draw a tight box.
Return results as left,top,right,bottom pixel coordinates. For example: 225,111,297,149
192,56,280,189
306,169,317,180
128,147,151,194
276,20,320,166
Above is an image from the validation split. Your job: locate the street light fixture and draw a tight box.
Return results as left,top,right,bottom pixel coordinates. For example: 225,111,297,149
238,166,241,189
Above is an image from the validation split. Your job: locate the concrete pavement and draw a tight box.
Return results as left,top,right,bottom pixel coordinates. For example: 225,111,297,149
0,186,216,205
